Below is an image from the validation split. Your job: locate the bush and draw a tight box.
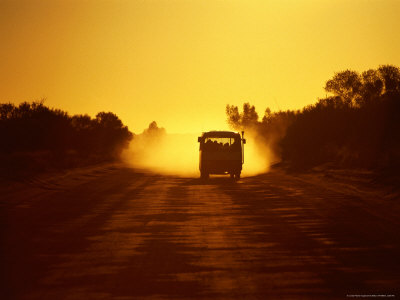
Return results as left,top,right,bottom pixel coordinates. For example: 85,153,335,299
226,65,400,170
0,101,133,174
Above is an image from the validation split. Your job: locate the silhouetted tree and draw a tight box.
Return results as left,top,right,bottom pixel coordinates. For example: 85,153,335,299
226,105,241,130
96,112,124,129
226,102,258,130
0,101,133,172
325,70,362,106
281,65,400,169
378,65,400,95
226,103,296,162
142,121,166,139
227,65,400,170
93,112,133,157
360,69,383,104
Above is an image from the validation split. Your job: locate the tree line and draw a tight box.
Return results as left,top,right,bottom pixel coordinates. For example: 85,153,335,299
0,101,133,173
226,65,400,170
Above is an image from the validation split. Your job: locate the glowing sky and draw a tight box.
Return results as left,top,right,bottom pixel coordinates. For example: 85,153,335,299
1,0,399,133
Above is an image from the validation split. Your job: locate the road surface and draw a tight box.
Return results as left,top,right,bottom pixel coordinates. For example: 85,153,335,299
1,164,399,299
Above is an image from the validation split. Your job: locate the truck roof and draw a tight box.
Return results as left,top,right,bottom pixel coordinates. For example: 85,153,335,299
201,131,241,138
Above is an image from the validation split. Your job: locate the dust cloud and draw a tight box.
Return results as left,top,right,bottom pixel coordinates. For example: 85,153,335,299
122,126,271,177
122,132,199,177
242,132,272,176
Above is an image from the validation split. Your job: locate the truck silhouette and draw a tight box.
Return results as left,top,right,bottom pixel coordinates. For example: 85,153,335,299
198,131,246,179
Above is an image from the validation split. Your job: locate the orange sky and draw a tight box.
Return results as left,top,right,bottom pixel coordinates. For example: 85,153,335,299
1,0,399,133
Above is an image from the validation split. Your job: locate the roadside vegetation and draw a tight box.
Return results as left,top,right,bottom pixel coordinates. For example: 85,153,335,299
0,101,133,176
2,64,399,177
226,65,400,171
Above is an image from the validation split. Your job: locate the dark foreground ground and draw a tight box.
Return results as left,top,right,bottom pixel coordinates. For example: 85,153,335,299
1,164,399,299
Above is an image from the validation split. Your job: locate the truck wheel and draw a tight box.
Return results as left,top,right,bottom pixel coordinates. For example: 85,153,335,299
230,173,234,179
235,173,241,180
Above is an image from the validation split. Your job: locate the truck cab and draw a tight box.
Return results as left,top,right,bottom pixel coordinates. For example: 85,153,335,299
198,131,246,179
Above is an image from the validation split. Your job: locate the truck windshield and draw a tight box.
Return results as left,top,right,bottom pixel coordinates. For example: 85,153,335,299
202,137,240,151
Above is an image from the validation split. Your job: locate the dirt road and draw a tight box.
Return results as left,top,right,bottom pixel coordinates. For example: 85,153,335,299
1,164,399,299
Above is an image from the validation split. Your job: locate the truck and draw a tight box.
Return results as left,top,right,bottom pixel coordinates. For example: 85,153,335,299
197,131,246,180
